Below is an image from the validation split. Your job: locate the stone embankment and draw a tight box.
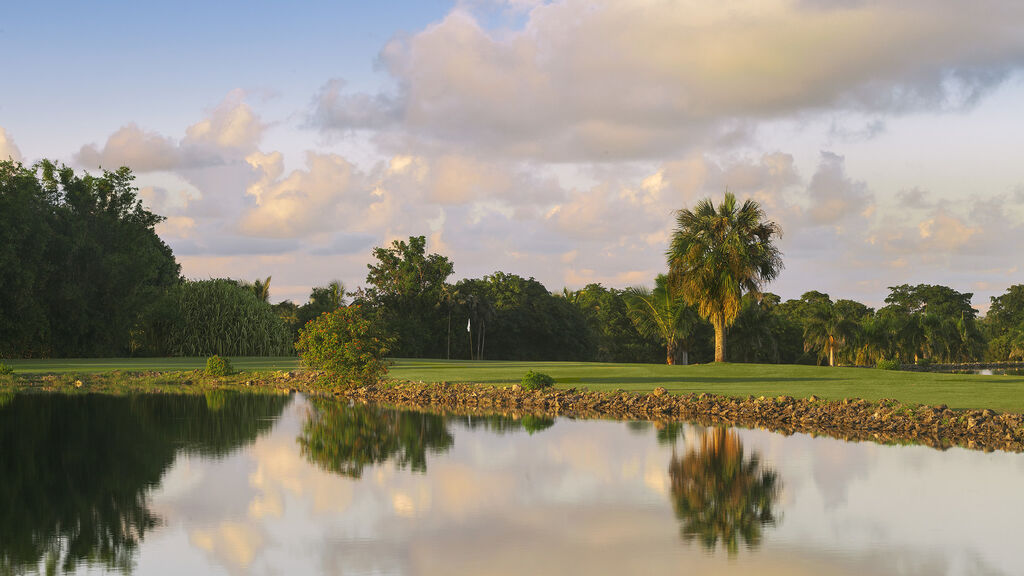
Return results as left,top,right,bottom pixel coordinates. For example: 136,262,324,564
330,380,1024,453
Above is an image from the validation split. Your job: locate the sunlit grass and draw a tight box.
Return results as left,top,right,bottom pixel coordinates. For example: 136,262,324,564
4,357,1024,413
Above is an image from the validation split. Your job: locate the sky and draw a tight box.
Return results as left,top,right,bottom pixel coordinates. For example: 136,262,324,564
3,0,1024,309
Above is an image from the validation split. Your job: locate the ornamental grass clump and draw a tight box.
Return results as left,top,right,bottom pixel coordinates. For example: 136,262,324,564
875,358,900,371
295,306,392,388
521,370,555,391
205,355,234,377
0,363,13,375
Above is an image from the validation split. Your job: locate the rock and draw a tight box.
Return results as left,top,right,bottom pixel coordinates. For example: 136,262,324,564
74,380,83,388
652,386,668,397
511,384,522,392
808,395,819,402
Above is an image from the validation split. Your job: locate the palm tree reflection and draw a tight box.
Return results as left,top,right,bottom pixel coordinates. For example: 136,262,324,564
668,427,781,556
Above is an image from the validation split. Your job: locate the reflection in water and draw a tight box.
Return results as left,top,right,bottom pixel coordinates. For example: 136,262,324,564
668,427,781,556
298,402,556,479
0,393,289,574
298,401,455,478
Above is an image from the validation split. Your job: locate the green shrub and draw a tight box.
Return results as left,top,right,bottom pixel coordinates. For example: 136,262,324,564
916,357,933,367
0,363,13,375
205,355,234,377
875,358,900,371
295,306,391,387
521,370,555,390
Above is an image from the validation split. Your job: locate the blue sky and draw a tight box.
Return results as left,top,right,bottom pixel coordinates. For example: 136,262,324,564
3,0,1024,308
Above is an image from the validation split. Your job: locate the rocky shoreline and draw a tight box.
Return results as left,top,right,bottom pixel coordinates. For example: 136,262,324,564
329,380,1024,453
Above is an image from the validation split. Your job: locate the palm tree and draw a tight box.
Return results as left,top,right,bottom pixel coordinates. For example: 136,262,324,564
251,276,272,303
667,193,783,362
623,275,699,365
803,298,857,367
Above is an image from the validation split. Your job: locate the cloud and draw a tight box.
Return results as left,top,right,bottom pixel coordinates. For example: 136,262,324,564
311,0,1024,161
308,78,401,132
0,128,22,162
804,152,873,226
75,91,263,172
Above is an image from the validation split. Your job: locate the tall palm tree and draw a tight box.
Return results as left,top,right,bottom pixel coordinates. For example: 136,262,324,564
623,275,699,365
803,298,857,367
667,193,783,362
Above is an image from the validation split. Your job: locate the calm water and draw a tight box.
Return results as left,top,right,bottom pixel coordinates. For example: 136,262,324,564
1,392,1022,576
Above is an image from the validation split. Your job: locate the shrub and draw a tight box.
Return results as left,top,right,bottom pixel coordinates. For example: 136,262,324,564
0,363,13,375
205,355,234,377
295,306,391,387
916,357,933,367
521,370,555,390
875,358,900,371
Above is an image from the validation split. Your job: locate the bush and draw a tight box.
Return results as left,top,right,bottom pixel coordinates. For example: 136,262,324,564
205,355,234,377
0,363,13,375
875,358,900,371
521,370,555,390
915,357,933,367
295,306,391,387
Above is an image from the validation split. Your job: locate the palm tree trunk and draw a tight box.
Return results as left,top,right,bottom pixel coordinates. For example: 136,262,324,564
829,336,835,367
666,343,675,365
713,318,726,362
679,349,688,366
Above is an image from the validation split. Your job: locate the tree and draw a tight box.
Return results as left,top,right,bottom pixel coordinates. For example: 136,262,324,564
667,193,784,362
251,276,272,303
359,236,454,358
297,281,347,329
0,160,180,357
567,284,663,363
727,293,785,364
623,275,700,365
984,285,1024,361
454,273,592,361
802,295,858,367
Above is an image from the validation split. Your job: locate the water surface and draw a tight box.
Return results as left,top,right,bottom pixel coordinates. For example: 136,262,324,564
1,392,1021,575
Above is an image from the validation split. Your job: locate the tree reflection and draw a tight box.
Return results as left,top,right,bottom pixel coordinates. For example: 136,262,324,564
668,427,781,556
452,413,555,435
0,392,289,574
299,401,455,478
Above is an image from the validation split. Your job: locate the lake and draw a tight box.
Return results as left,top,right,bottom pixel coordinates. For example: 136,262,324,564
1,392,1021,575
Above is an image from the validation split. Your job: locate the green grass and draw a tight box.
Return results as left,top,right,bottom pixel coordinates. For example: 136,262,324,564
4,357,1024,413
387,359,1024,413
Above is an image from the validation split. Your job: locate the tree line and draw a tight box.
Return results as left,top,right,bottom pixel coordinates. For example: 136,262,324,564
2,161,1023,364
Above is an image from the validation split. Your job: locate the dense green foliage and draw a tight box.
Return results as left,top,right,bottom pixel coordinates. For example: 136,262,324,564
520,370,555,390
623,275,701,365
295,306,392,386
0,363,11,375
356,236,454,358
143,279,291,357
0,160,180,357
0,393,288,573
667,193,784,362
204,355,234,376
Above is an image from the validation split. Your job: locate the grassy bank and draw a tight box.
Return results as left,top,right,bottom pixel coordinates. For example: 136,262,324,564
4,357,1024,413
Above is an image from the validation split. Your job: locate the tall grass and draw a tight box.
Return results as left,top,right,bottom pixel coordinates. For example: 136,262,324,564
143,279,292,356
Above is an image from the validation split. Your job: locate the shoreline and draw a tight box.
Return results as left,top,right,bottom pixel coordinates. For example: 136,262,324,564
4,371,1024,453
334,380,1024,453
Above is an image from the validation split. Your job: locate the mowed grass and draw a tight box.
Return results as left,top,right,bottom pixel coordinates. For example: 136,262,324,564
5,356,1024,413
